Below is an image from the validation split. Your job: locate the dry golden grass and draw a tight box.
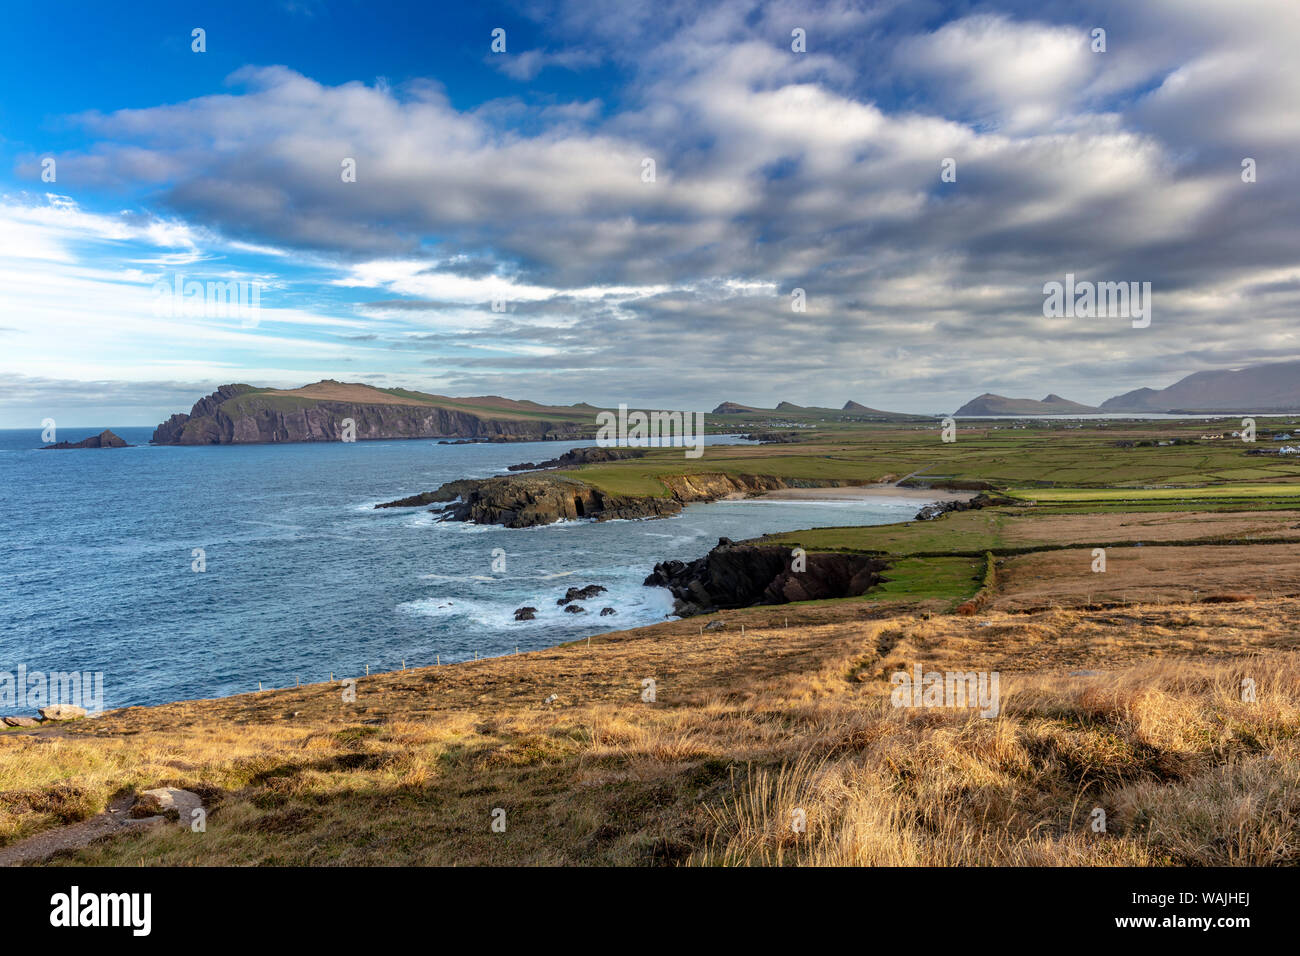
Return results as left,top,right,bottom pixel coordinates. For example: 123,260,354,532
2,595,1299,866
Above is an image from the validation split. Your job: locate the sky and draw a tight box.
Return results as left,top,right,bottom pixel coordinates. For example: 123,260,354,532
1,0,1298,426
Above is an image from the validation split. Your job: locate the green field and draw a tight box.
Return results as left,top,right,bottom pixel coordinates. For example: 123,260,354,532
1011,484,1300,502
557,420,1300,499
862,555,985,605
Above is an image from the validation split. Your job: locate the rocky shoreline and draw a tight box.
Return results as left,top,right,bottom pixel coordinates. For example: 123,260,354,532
375,469,872,528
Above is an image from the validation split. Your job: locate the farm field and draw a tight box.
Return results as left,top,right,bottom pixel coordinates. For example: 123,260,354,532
559,420,1300,499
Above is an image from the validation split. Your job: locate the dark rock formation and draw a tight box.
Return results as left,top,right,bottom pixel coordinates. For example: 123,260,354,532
914,491,1015,521
42,429,130,450
563,604,586,614
374,479,481,510
558,584,607,605
644,537,887,616
513,607,537,621
152,384,257,444
507,447,646,471
599,607,616,616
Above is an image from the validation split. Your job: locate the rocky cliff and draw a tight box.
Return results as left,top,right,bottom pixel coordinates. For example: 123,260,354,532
152,382,595,445
644,537,887,615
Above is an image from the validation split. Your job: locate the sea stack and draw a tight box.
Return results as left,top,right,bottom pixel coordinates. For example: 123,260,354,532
41,429,130,450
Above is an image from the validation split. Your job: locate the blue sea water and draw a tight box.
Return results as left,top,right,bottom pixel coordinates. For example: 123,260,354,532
0,428,932,713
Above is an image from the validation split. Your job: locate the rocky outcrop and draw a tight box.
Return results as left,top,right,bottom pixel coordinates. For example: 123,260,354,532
644,537,887,616
378,471,869,528
914,491,1016,521
558,585,607,605
42,429,130,450
152,383,593,445
379,474,681,528
374,479,481,509
131,787,203,824
513,607,537,621
508,447,647,471
38,704,87,721
152,384,256,443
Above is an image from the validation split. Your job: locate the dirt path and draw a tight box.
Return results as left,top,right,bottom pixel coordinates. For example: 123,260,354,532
0,796,164,866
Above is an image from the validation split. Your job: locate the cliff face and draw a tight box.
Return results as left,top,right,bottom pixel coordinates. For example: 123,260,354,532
644,537,887,615
152,385,592,445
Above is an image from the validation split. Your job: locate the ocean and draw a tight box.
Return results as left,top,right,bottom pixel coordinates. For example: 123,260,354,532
0,428,931,713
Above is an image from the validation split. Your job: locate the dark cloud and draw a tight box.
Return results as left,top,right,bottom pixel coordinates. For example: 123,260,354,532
25,0,1300,411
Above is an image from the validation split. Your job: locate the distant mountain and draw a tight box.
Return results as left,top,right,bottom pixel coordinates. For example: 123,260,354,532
842,400,904,416
953,393,1100,416
152,380,598,445
1101,360,1300,412
711,402,765,414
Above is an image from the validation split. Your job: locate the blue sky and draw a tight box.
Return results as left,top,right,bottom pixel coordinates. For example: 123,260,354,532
2,0,1298,426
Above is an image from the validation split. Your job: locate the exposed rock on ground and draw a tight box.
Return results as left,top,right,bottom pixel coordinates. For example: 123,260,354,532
130,787,203,823
38,705,87,721
41,429,129,450
2,716,40,727
644,537,887,616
